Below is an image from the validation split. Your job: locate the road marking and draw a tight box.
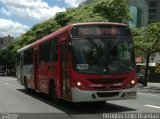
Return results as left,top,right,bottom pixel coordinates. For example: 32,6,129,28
0,76,17,80
0,80,20,88
138,93,157,96
145,105,160,109
7,78,17,80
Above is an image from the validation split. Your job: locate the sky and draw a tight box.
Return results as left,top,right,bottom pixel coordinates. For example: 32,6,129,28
0,0,86,37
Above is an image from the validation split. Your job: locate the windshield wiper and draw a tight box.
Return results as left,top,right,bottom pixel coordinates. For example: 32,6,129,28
87,37,99,49
86,37,103,56
72,36,103,58
110,32,120,50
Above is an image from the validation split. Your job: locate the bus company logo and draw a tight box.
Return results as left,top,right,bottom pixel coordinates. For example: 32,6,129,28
103,85,110,89
113,83,122,87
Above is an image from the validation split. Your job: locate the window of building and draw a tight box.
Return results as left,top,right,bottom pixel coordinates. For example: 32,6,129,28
149,9,157,13
149,14,156,21
149,1,157,7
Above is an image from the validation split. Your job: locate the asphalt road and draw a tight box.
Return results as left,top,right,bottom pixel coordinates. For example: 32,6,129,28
0,76,160,119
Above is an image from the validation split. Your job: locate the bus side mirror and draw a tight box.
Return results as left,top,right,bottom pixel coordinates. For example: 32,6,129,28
68,42,72,52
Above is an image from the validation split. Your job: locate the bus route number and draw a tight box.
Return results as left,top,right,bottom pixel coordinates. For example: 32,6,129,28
76,64,89,70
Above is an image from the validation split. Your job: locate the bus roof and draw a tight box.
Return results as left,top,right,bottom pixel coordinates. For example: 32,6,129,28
17,22,128,53
17,24,71,53
72,22,128,26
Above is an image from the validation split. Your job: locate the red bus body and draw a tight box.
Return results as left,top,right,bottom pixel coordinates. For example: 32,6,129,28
17,22,137,102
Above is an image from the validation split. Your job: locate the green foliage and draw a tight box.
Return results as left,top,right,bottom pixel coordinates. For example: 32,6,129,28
54,2,105,26
0,49,16,67
132,22,160,55
65,3,105,23
55,11,72,26
93,0,131,22
55,0,130,25
131,22,160,86
11,19,61,52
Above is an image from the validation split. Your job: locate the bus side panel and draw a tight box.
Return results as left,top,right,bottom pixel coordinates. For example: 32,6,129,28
39,64,49,93
25,65,34,89
20,53,24,85
16,66,21,84
32,48,39,91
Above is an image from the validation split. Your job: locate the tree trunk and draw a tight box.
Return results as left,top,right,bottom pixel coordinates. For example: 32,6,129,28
142,54,150,86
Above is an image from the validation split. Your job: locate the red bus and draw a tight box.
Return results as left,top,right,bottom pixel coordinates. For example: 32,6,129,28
16,22,137,102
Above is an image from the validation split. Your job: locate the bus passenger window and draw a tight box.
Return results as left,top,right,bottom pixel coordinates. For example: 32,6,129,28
49,39,58,62
16,53,20,66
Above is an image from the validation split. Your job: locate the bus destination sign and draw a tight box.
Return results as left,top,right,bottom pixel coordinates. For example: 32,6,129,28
78,27,119,36
71,25,130,37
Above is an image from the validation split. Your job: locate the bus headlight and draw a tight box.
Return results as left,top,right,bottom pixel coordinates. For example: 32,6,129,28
76,80,90,90
131,80,136,85
127,78,137,88
77,81,81,86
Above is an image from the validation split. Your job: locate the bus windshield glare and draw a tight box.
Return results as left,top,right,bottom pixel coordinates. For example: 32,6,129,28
72,38,135,75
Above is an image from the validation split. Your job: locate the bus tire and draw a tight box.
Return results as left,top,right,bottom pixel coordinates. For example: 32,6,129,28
24,78,30,93
49,81,60,104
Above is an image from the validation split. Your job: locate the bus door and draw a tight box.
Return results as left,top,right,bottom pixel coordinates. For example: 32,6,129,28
33,49,39,90
60,42,71,99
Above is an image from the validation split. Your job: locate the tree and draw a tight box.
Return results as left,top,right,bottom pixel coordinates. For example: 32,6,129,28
132,22,160,86
93,0,131,22
0,49,16,74
55,0,131,24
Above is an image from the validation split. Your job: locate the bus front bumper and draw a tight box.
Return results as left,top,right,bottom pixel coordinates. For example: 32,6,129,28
71,85,137,102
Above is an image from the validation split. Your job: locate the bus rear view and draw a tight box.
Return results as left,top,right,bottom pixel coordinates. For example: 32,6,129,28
69,23,137,102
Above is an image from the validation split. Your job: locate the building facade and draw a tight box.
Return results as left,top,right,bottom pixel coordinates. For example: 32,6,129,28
129,0,160,27
129,0,148,27
0,35,14,50
129,0,160,64
146,0,160,24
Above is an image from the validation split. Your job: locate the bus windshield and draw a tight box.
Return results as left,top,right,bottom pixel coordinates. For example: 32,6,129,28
72,38,135,75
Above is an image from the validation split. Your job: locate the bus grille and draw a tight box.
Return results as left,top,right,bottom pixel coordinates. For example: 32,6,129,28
87,78,126,84
96,92,119,97
87,78,126,90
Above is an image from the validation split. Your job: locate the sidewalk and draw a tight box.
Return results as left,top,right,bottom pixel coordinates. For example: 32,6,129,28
147,82,160,89
138,82,160,90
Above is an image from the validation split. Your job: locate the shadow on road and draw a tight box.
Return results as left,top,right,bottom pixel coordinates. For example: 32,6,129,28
17,89,137,114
